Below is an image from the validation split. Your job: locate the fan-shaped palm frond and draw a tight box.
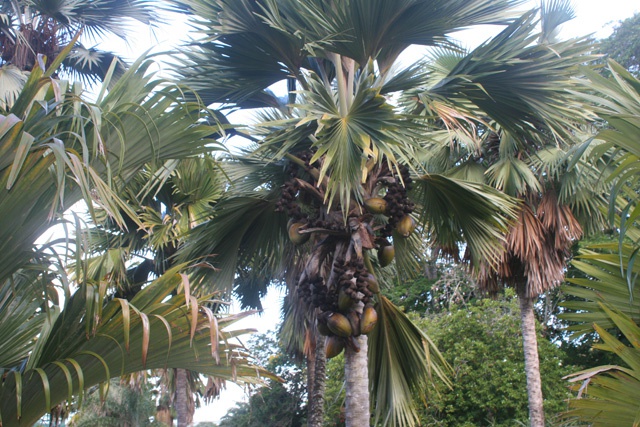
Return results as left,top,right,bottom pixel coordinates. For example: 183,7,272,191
413,174,519,266
419,11,595,144
0,65,27,109
368,295,451,427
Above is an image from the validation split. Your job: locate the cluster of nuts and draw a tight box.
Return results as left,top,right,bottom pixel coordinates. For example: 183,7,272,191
275,180,304,222
274,154,427,358
381,165,415,237
333,257,373,307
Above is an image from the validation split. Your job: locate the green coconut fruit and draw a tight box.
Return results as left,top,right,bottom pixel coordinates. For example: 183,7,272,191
326,312,353,337
396,215,416,237
361,305,378,334
378,245,395,267
364,197,388,214
326,336,345,359
338,288,354,312
347,310,361,337
365,273,380,294
288,222,310,245
317,320,331,336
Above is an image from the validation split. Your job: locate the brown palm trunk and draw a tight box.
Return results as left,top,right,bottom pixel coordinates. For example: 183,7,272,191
175,368,191,427
308,334,326,427
519,295,545,427
344,334,370,427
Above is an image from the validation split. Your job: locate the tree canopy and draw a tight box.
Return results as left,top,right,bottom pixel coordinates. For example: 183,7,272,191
599,13,640,74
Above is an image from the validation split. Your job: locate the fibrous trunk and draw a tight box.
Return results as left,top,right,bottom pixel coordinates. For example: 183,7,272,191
308,333,326,427
519,295,545,427
175,368,191,427
344,334,370,427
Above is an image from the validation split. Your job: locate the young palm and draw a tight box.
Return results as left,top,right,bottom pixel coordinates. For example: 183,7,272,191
77,157,239,427
172,1,598,425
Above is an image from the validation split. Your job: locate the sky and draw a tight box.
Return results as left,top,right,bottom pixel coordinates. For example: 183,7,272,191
94,0,640,423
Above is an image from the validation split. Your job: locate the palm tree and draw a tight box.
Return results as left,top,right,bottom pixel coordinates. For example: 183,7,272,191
67,379,157,427
398,3,608,425
0,0,156,106
170,1,599,425
0,55,273,426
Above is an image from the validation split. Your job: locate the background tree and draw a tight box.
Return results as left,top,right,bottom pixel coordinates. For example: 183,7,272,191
67,379,161,427
217,332,307,427
403,4,606,424
598,13,640,75
0,0,157,106
416,292,574,427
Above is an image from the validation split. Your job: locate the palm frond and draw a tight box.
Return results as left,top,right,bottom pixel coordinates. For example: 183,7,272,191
422,11,596,144
178,194,291,297
413,174,519,266
368,295,451,427
573,61,640,289
61,46,127,85
0,265,274,426
564,304,640,426
175,0,523,106
539,0,575,44
0,55,221,286
561,242,640,337
0,65,27,109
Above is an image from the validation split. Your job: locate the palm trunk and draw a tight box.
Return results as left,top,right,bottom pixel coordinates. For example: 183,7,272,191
307,340,316,423
344,335,370,427
308,335,326,427
519,295,545,427
175,368,191,427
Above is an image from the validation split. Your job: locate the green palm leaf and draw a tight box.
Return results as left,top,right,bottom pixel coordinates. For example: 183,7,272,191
421,11,594,143
368,295,451,427
564,305,640,426
413,174,519,265
561,243,640,336
0,55,220,286
0,265,275,426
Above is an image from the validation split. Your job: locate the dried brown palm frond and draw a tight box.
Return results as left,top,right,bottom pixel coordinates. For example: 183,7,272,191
477,189,582,298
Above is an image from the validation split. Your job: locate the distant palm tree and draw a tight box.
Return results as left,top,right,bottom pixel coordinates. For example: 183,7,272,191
0,0,156,105
67,380,157,427
172,1,597,425
403,3,608,425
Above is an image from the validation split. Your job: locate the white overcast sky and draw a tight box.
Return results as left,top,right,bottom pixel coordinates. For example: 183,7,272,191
96,1,639,423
